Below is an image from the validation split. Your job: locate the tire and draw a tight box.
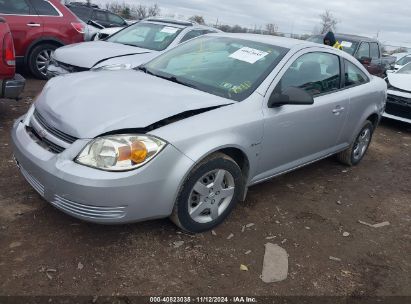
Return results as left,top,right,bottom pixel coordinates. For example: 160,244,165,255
28,43,58,80
171,153,244,233
337,120,374,166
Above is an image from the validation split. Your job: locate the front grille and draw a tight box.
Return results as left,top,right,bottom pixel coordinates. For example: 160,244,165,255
26,126,65,154
56,61,89,73
20,167,45,197
51,195,126,220
33,110,78,144
386,94,411,120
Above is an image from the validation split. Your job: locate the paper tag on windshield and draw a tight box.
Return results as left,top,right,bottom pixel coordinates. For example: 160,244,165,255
340,41,352,48
229,47,269,64
161,26,178,34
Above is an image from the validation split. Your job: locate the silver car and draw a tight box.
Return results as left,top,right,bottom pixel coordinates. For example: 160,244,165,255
47,18,220,77
12,34,387,233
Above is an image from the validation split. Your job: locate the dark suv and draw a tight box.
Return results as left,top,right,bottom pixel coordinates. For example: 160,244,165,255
66,3,128,28
0,0,85,79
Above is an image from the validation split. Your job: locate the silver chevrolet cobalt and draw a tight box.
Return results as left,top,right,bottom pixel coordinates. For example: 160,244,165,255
12,34,387,233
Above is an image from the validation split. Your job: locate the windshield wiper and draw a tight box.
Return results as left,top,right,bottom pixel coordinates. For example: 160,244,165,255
156,74,199,89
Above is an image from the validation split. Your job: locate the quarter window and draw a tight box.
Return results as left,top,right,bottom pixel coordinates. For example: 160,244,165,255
344,60,368,87
276,52,341,96
0,0,32,15
31,0,59,16
357,42,370,59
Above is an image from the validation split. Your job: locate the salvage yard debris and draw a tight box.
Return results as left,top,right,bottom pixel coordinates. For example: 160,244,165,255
261,243,288,283
240,264,249,271
358,220,390,228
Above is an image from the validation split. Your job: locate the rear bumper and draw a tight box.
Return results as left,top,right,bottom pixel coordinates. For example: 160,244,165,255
2,74,25,99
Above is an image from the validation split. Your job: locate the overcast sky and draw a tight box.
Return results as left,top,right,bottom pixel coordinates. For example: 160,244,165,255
93,0,411,47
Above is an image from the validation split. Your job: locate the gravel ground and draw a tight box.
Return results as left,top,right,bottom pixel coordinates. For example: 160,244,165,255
0,78,410,297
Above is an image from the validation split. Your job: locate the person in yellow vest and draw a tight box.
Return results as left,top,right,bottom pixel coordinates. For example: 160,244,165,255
323,31,343,50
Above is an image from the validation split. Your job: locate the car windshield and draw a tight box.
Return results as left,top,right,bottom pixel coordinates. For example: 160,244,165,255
396,56,411,66
397,63,411,74
335,38,358,55
142,36,289,101
307,36,358,56
107,22,183,51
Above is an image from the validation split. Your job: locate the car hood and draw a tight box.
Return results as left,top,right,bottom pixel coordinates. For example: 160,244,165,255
387,73,411,91
53,41,152,69
35,70,233,139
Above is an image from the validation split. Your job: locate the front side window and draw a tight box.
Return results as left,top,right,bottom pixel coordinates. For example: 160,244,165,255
180,30,206,43
144,36,288,101
344,60,368,87
397,63,411,74
93,10,107,22
370,43,380,59
107,22,183,51
357,42,370,59
276,52,341,96
31,0,59,16
0,0,32,15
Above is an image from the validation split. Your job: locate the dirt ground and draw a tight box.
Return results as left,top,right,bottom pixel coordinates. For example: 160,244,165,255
0,78,410,298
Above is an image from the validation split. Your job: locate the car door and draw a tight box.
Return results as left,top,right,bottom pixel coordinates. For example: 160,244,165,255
256,50,350,179
369,42,384,77
0,0,43,58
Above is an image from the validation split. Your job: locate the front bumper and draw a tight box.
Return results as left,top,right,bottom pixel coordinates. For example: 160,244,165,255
2,74,25,99
383,90,411,124
11,117,194,224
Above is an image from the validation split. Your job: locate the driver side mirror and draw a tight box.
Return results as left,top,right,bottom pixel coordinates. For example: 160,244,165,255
268,87,314,108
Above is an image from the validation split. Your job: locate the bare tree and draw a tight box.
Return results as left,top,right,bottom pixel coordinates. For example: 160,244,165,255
265,23,278,35
188,15,206,25
319,10,338,34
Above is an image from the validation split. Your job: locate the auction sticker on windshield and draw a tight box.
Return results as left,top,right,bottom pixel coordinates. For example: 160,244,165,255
229,47,269,64
340,41,353,48
161,26,179,34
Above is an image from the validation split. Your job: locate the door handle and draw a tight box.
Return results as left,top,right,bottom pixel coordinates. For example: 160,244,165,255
27,23,41,27
332,106,345,115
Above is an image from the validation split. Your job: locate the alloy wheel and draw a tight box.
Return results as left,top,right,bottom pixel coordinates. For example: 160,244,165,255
353,127,371,161
36,49,53,76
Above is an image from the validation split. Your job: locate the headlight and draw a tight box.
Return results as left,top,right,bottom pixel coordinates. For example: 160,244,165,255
92,63,133,71
75,135,166,171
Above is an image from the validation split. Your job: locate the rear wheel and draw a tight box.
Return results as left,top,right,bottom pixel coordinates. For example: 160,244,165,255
28,43,58,79
171,153,244,233
337,120,374,166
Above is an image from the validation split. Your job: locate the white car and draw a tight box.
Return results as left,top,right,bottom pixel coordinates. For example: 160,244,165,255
384,63,411,123
390,54,411,73
93,26,123,41
47,18,221,78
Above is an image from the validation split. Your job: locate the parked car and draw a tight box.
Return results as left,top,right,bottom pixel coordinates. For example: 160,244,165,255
12,34,387,232
387,54,411,73
0,17,25,99
308,34,395,77
384,63,411,124
47,18,221,78
0,0,85,79
66,2,128,29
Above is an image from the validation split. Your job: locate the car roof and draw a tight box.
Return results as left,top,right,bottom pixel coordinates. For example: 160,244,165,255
208,33,318,49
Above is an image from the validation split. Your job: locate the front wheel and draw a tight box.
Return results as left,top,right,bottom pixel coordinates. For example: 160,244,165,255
171,153,244,233
337,120,374,166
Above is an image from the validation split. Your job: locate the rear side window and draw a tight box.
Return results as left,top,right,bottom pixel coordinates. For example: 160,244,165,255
31,0,59,16
357,42,370,59
277,52,341,96
68,6,91,22
107,12,125,26
93,11,107,22
370,43,380,59
0,0,32,15
344,60,368,87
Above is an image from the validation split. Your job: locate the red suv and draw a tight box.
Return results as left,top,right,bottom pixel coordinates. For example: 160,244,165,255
0,17,25,98
0,0,84,79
